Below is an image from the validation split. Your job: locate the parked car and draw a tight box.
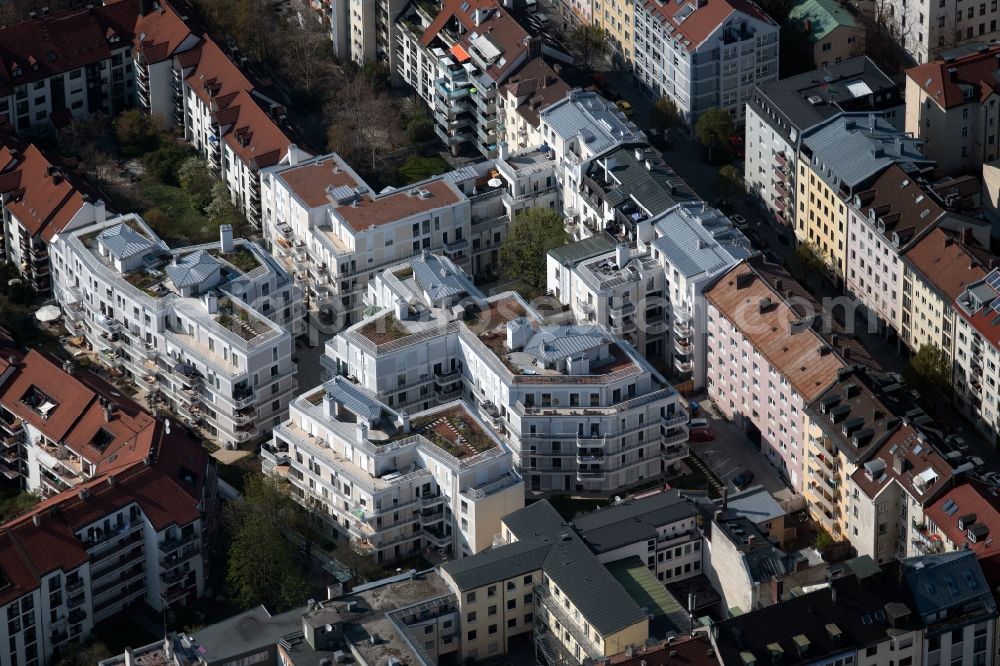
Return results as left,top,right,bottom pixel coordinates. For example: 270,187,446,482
746,230,768,248
982,471,1000,485
616,100,634,117
971,456,986,471
689,428,715,443
946,434,969,452
688,417,710,430
730,214,748,230
732,470,755,490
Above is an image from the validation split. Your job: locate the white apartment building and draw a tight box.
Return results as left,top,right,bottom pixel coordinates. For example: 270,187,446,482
0,4,137,133
632,0,779,124
744,57,902,228
880,0,1000,64
953,268,1000,444
259,152,518,327
705,260,856,492
326,253,690,495
395,0,571,158
905,44,1000,175
49,215,299,448
262,377,523,563
551,202,754,389
0,143,108,294
844,165,946,341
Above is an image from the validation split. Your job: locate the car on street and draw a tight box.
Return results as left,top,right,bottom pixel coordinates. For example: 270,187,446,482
982,471,1000,486
616,100,634,117
971,456,986,471
730,214,748,230
946,434,969,452
689,428,715,443
732,470,755,490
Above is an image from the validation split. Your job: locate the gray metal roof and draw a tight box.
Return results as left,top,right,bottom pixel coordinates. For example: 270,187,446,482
523,325,608,363
189,605,304,661
802,113,933,192
411,253,467,303
587,147,695,217
441,539,552,591
722,485,786,525
902,550,997,620
651,203,755,278
98,223,155,259
164,250,221,288
548,234,617,266
753,56,900,141
540,90,645,157
324,376,384,423
449,501,649,637
713,512,793,584
574,490,700,553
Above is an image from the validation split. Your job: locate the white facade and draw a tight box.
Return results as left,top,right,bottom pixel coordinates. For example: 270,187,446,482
259,153,518,327
953,269,1000,443
49,215,299,448
327,254,689,495
632,0,779,124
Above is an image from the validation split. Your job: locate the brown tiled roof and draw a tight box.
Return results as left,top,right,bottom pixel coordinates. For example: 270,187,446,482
638,0,776,52
609,636,717,666
0,0,140,94
133,0,195,65
851,164,945,248
926,479,1000,556
0,351,156,468
903,227,988,302
421,0,533,82
906,44,1000,110
504,57,569,128
705,260,848,403
849,424,951,503
183,37,294,172
0,144,89,239
278,155,360,208
334,179,462,231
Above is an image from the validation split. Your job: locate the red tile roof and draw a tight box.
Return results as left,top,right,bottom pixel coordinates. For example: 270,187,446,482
906,44,1000,110
0,144,88,240
278,155,360,208
0,0,140,94
609,635,717,666
133,1,196,65
334,179,463,231
638,0,776,52
926,478,1000,556
182,38,294,171
849,424,951,503
903,227,989,303
851,164,945,248
0,351,156,469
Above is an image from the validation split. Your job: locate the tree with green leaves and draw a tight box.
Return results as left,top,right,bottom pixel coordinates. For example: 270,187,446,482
406,111,436,144
178,157,215,211
225,474,310,611
114,108,162,157
498,208,568,297
649,96,681,133
714,165,744,208
694,107,735,162
332,538,385,582
0,491,40,522
902,344,952,410
568,24,610,70
206,182,246,236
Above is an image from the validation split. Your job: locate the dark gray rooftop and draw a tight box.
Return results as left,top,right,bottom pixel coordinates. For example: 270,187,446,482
189,605,303,662
585,147,695,218
712,511,793,584
752,56,900,142
902,550,997,621
721,485,785,525
548,233,617,266
574,490,699,553
446,500,649,638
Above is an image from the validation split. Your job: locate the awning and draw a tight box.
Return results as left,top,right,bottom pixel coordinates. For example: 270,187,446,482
450,43,471,62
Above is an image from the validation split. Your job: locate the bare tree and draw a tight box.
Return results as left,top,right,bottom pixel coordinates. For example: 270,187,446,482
278,22,338,99
324,73,396,177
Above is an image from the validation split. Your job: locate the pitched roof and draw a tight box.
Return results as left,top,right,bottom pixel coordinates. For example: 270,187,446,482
714,563,920,665
849,424,952,503
585,147,696,218
650,203,755,278
548,233,617,266
274,154,360,209
901,550,996,619
0,144,86,239
850,164,946,249
133,0,196,65
503,57,570,128
926,479,1000,556
789,0,860,42
332,178,463,232
906,43,1000,110
98,222,156,259
441,538,551,591
165,250,220,288
638,0,776,52
0,0,140,93
607,635,718,666
903,227,989,303
574,490,698,553
704,261,848,403
723,485,786,525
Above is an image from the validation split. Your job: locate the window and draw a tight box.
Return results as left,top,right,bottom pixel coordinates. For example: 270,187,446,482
467,630,477,640
488,605,497,617
487,585,497,597
467,611,476,622
466,592,476,603
488,624,498,635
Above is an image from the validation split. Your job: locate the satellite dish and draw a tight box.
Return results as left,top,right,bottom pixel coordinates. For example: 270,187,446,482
487,177,503,188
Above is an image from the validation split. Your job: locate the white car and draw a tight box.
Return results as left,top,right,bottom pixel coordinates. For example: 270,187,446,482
981,471,1000,486
730,214,749,229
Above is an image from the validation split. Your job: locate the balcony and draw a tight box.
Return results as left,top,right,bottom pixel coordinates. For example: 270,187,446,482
576,454,605,465
673,319,693,337
662,413,687,428
675,338,693,355
674,357,693,373
662,431,688,446
232,390,256,409
774,152,787,168
575,298,594,314
610,302,636,318
612,319,637,336
535,586,603,661
576,470,606,483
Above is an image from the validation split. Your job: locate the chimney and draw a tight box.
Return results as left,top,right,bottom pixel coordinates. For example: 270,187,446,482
357,423,368,444
498,141,509,161
32,514,40,527
948,67,958,81
960,225,973,245
616,243,629,268
286,144,300,166
721,486,728,510
219,224,234,253
124,648,134,666
62,359,74,375
394,299,408,321
94,199,107,223
400,410,410,433
103,404,113,422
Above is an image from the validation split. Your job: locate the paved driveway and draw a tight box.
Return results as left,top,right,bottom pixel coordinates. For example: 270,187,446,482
689,407,796,502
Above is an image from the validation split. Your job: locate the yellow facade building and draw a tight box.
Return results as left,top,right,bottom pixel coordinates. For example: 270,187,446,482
795,113,932,282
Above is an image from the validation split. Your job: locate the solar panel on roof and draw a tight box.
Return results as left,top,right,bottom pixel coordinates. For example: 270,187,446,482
987,272,1000,290
990,298,1000,315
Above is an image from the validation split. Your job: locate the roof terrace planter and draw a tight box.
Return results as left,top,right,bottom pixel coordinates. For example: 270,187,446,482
359,314,412,346
215,301,271,341
410,406,497,459
210,246,261,273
